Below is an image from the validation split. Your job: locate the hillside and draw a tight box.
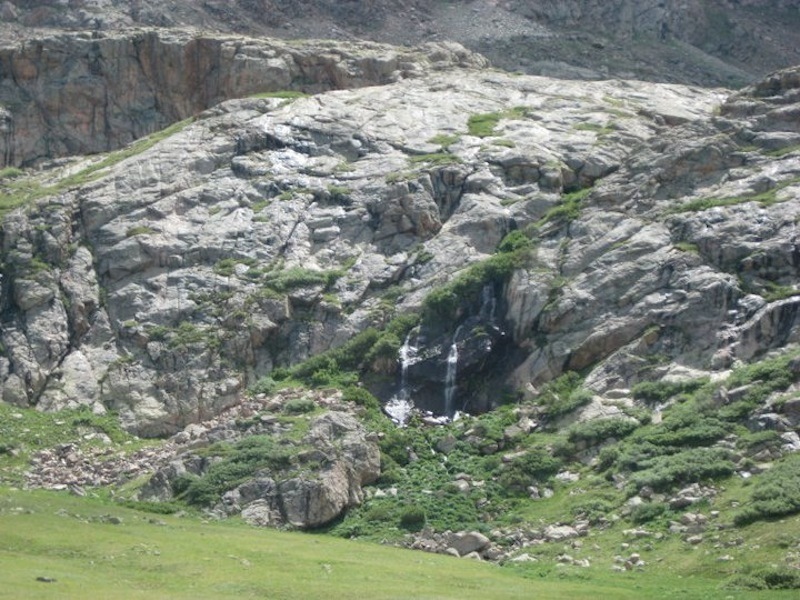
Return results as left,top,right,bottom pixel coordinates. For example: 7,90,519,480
0,5,799,598
1,1,799,87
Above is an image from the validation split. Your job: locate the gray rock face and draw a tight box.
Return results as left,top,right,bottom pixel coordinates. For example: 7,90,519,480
0,30,486,166
1,35,799,437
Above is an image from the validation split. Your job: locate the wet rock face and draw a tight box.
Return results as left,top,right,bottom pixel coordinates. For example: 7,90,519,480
0,39,798,435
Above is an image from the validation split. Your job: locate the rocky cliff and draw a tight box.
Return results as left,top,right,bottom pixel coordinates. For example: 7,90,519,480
0,1,798,88
1,30,798,438
0,30,484,166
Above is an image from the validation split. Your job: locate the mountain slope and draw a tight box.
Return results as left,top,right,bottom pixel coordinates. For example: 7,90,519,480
1,0,799,87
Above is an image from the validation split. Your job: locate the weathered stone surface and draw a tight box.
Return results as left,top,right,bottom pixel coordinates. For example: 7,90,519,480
0,36,799,439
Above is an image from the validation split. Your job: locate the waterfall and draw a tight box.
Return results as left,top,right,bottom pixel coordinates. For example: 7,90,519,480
384,331,417,426
444,325,463,418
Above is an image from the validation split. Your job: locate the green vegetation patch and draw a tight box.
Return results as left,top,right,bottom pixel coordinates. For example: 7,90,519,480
0,404,143,485
408,152,462,167
734,453,800,526
467,107,528,138
175,434,301,506
668,176,800,213
421,229,534,326
538,187,593,226
249,90,310,100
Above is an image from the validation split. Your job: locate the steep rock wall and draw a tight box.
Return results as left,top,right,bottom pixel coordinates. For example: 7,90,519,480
0,30,485,166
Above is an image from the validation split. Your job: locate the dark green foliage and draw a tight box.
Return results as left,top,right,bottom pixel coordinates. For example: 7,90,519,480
631,378,708,403
570,497,619,524
633,405,728,448
629,502,669,524
283,397,316,414
538,187,592,226
499,446,562,493
398,506,426,531
566,418,638,445
421,250,526,326
251,376,278,395
364,332,402,364
341,386,380,411
626,447,734,493
726,566,800,590
733,453,800,526
178,436,295,506
537,372,593,420
497,229,535,254
378,428,412,467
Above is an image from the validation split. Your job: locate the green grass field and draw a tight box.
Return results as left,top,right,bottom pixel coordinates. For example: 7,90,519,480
1,488,797,600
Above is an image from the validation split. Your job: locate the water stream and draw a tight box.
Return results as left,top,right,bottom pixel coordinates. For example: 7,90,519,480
384,330,417,426
444,325,464,418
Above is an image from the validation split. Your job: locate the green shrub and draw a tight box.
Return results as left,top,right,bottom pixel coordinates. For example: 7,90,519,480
398,506,426,531
499,446,562,493
567,418,638,445
283,397,316,414
733,453,800,526
421,251,527,326
626,447,734,493
631,378,708,403
629,502,668,524
538,372,593,419
178,436,296,506
497,229,535,254
726,567,800,590
379,429,411,467
341,386,380,411
251,376,278,395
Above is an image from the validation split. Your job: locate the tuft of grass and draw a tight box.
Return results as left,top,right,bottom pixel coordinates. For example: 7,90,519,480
408,152,462,166
126,225,155,238
427,133,461,148
249,90,310,100
538,187,593,226
668,176,800,213
467,107,529,138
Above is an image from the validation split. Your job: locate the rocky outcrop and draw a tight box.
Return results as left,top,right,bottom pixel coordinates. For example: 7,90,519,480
139,403,380,529
0,29,486,166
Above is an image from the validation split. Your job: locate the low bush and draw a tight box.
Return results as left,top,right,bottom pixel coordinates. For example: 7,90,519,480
398,506,426,531
631,378,708,403
629,502,668,524
567,418,638,445
626,447,734,494
283,397,316,414
178,436,296,506
499,446,562,493
726,566,800,590
733,453,800,526
537,372,593,420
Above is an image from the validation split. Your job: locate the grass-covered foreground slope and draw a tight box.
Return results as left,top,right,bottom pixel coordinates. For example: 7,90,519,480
0,487,796,600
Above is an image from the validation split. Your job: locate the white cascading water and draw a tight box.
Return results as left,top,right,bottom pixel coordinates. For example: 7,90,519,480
384,331,416,426
444,325,463,418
